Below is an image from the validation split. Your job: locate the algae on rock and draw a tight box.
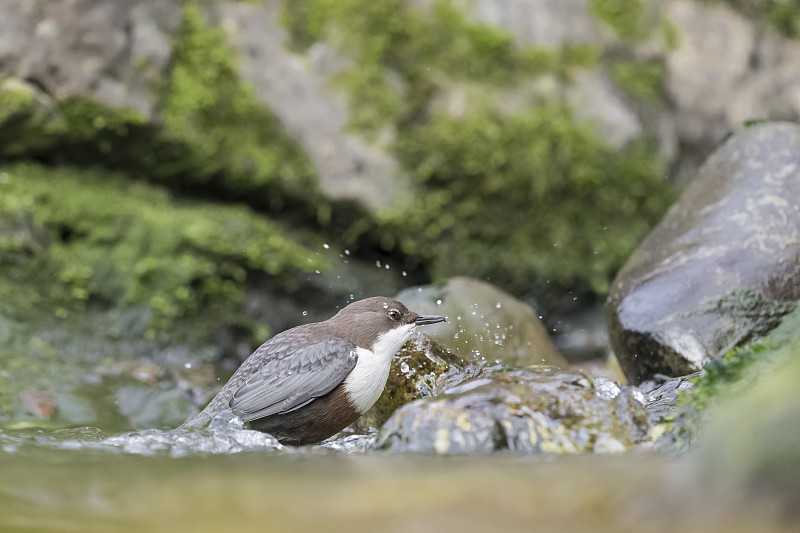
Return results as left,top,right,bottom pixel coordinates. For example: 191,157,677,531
282,0,673,301
376,366,651,454
0,163,321,336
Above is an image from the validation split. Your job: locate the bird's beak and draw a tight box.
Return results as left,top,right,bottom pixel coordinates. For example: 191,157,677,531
414,314,446,325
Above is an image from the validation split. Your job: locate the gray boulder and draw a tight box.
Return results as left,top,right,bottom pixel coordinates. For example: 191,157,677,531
607,123,800,384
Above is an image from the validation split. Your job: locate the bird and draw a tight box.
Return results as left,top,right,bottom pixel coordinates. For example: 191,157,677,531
180,296,446,445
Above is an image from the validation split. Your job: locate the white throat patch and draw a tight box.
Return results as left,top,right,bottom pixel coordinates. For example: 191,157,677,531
344,323,416,414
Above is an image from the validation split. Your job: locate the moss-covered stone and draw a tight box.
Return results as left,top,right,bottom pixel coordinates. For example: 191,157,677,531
590,0,648,42
356,334,468,430
0,162,321,336
161,2,320,209
610,60,666,105
656,304,800,451
0,1,324,220
388,107,671,296
376,366,652,454
282,0,672,300
283,0,600,133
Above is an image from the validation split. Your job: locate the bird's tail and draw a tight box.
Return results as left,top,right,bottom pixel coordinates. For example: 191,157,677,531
177,407,215,429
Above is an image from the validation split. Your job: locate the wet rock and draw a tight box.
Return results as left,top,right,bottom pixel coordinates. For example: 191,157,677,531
375,367,650,454
397,277,567,368
640,374,696,425
356,334,470,431
607,123,800,384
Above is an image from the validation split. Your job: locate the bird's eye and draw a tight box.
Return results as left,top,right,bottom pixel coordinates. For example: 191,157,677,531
388,309,401,320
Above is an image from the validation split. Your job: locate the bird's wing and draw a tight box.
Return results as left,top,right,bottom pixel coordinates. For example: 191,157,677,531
229,336,358,421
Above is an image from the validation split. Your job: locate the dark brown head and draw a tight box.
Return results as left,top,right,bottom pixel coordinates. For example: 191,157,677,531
325,296,445,352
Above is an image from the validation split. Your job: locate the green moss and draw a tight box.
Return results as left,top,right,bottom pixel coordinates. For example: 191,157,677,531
699,0,800,40
0,81,34,124
610,61,665,105
281,0,671,299
0,162,321,336
660,19,680,50
161,2,318,206
659,303,800,451
590,0,648,42
765,1,800,38
284,0,600,133
690,304,800,410
385,107,672,296
0,2,324,221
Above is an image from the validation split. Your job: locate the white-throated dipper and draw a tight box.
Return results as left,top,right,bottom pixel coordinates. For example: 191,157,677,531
180,297,445,445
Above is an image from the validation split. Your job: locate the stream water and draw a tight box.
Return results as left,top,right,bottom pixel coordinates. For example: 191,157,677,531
0,416,794,533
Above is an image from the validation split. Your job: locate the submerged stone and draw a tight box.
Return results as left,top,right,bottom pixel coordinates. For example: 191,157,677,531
607,123,800,384
375,366,650,454
397,277,567,368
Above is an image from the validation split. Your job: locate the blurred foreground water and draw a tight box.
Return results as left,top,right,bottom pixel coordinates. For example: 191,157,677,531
0,443,791,533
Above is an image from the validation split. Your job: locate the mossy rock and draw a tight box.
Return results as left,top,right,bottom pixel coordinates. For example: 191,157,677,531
283,0,672,301
376,366,651,454
0,162,321,335
356,334,467,430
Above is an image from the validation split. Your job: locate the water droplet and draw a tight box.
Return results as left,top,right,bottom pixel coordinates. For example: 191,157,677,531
323,243,330,249
184,363,192,369
495,302,502,309
384,263,390,270
436,299,442,306
400,362,410,373
402,270,407,277
302,311,308,316
315,270,320,274
376,260,381,268
344,249,350,255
